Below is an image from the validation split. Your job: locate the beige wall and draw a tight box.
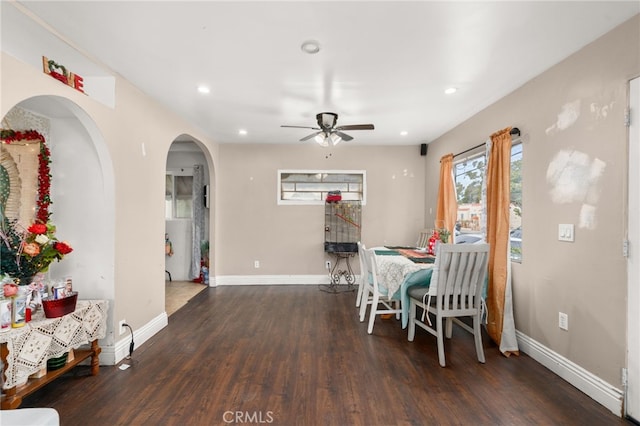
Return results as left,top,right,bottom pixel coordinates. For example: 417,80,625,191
425,15,640,386
1,52,217,357
217,143,427,276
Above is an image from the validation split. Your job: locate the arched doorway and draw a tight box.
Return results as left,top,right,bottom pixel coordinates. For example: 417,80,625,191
164,136,210,316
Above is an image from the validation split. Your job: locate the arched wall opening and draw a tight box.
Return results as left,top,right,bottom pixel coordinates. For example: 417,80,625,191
164,135,214,313
1,95,116,343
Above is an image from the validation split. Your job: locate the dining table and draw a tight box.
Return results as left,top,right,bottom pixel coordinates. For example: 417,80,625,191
372,247,435,328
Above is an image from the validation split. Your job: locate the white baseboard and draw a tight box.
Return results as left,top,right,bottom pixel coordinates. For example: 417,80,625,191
101,312,169,365
516,330,623,417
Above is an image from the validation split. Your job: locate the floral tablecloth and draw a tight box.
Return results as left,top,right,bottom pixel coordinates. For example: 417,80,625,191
375,255,432,297
374,251,434,328
0,299,108,389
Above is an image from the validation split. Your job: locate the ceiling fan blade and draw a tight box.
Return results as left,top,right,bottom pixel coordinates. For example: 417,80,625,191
334,131,353,141
281,125,320,130
300,131,322,142
335,124,375,131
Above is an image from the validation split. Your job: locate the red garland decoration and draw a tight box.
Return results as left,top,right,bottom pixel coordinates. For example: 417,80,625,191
0,129,52,223
37,142,52,223
0,129,44,143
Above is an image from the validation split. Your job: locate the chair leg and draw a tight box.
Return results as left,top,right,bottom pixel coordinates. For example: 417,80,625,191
359,286,370,322
445,317,453,339
395,300,401,320
473,315,486,363
436,315,446,367
355,281,364,308
367,292,380,334
408,300,417,341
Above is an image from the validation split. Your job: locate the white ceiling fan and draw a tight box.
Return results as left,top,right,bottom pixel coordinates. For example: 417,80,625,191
281,112,374,146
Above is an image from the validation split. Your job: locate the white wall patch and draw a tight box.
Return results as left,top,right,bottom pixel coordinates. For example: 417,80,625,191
547,149,606,229
546,150,591,203
546,99,581,135
590,101,616,120
585,157,606,205
579,204,597,230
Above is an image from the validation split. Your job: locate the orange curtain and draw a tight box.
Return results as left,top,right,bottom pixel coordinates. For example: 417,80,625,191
485,127,519,357
435,154,457,242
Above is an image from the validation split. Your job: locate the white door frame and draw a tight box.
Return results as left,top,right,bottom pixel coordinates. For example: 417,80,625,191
627,76,639,421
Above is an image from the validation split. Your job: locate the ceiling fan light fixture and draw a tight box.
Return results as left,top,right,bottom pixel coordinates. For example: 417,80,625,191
315,133,329,147
330,133,342,146
318,112,337,129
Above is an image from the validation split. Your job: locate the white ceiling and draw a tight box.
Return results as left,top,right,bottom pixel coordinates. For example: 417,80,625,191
6,1,640,146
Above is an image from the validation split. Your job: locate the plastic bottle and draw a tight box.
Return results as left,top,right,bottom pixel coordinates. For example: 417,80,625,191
12,287,28,328
202,266,209,285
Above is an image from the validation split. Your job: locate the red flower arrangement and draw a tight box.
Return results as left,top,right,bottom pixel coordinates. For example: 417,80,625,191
0,219,73,283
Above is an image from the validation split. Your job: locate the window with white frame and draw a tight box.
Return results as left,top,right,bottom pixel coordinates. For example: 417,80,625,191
166,172,194,219
278,170,366,205
453,142,522,261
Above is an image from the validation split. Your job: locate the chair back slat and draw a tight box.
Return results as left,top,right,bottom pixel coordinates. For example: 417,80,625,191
434,244,489,313
357,241,367,283
363,248,378,286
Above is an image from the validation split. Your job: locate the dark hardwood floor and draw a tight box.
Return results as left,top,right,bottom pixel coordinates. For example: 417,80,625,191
21,285,631,426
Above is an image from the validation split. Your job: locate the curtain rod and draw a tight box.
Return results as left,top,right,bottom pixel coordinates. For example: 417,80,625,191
452,127,520,159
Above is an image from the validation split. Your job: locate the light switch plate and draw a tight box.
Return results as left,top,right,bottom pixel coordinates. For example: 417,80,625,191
559,312,569,330
558,224,574,242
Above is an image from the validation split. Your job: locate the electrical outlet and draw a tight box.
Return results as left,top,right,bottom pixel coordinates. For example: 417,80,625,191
119,320,126,335
559,312,569,331
254,260,260,268
325,261,331,270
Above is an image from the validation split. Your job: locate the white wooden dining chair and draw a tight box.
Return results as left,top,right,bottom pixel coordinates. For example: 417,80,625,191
407,243,489,367
355,241,369,308
360,248,402,334
416,228,430,248
358,243,374,322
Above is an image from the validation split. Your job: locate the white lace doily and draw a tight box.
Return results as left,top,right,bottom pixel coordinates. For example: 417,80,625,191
1,299,108,389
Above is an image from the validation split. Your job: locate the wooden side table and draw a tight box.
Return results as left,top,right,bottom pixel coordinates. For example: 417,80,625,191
1,340,101,409
1,299,108,409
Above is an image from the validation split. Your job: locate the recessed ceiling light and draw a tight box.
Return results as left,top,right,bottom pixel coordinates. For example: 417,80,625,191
197,85,210,94
400,131,408,136
238,129,247,136
444,87,457,95
301,40,320,54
